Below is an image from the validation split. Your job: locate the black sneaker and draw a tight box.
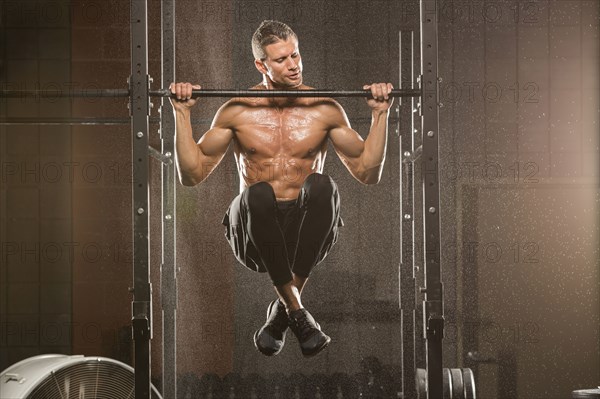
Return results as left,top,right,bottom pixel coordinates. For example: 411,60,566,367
288,308,331,357
253,299,289,356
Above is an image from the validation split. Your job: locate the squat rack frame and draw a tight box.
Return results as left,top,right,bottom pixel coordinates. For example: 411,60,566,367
0,0,443,397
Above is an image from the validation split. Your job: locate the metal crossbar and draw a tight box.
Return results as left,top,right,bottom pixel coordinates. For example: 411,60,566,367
1,88,421,98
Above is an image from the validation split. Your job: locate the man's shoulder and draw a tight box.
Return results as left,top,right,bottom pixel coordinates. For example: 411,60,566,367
212,100,255,127
308,95,348,126
219,97,262,112
310,97,345,113
219,84,271,109
295,86,341,107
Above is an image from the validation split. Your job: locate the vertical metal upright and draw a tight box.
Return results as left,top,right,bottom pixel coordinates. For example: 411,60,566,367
419,0,444,398
130,0,152,397
160,0,178,397
399,29,418,399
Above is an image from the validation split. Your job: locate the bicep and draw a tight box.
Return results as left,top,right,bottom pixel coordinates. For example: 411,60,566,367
197,103,236,160
183,125,232,183
329,124,364,161
197,125,233,160
328,106,365,168
324,101,371,183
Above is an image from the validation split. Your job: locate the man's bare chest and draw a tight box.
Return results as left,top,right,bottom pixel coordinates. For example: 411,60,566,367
233,107,329,157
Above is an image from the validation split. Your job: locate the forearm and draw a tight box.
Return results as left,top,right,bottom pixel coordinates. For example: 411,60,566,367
174,109,203,185
360,109,390,181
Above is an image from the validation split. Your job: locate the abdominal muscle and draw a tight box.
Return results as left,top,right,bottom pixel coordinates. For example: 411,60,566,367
236,152,325,202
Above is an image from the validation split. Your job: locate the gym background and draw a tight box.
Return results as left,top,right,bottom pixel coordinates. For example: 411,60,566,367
0,0,598,398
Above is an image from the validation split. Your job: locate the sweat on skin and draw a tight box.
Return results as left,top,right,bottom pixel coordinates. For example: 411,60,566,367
169,25,394,357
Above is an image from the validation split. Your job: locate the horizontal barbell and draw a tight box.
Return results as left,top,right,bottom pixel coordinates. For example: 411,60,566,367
153,89,421,98
0,116,401,126
1,88,421,99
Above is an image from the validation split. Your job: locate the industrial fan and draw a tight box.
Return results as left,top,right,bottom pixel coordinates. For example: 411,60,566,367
0,354,162,399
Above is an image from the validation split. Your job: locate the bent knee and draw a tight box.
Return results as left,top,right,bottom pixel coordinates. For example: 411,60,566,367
304,173,337,193
244,181,276,212
303,173,338,205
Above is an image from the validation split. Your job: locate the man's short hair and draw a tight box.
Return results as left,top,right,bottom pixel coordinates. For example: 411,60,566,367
251,20,297,61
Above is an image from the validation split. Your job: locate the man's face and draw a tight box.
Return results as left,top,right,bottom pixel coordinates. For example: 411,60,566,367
257,37,303,88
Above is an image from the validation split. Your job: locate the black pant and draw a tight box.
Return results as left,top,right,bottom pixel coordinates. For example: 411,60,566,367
222,173,344,286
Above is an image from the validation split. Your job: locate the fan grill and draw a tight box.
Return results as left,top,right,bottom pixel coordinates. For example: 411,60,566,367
27,360,141,399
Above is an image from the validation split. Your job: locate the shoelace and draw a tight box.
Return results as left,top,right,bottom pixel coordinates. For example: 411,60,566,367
292,312,314,339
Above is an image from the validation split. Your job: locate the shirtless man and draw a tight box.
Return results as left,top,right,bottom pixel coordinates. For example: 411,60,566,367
170,20,393,358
